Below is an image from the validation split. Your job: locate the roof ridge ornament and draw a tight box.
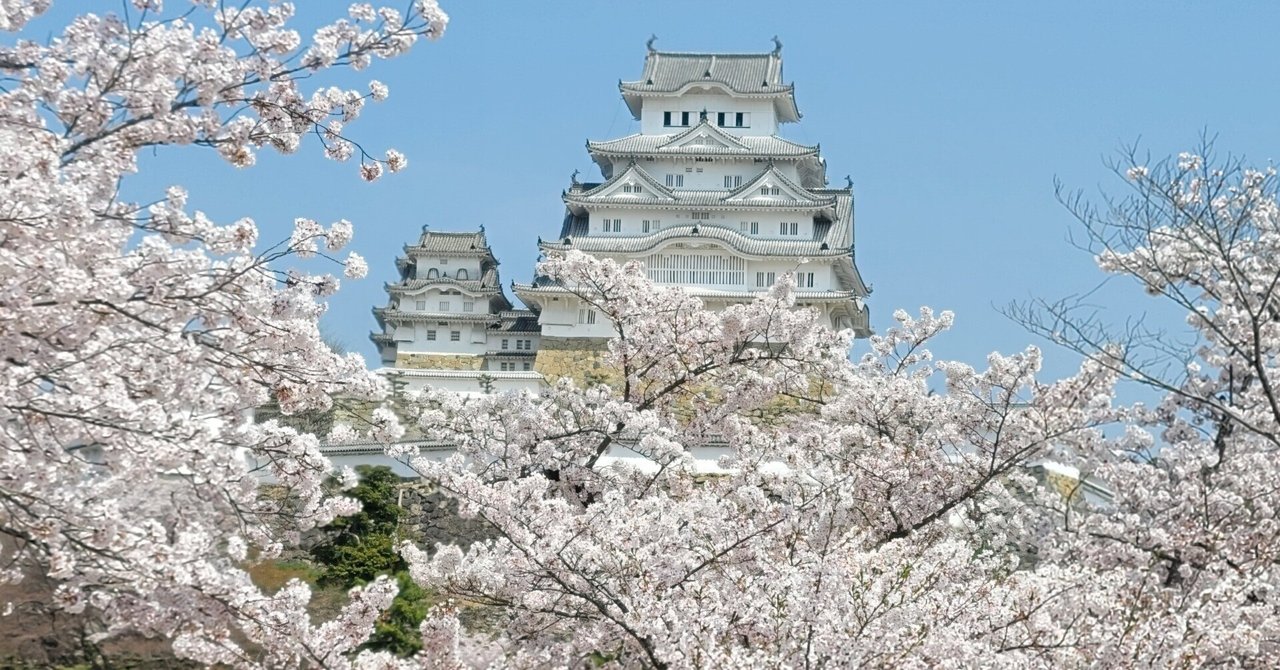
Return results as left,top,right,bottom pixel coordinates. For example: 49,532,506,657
845,174,853,189
772,35,783,55
646,34,657,52
570,169,579,185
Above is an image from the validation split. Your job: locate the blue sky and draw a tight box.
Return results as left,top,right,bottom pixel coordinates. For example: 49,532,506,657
33,2,1280,383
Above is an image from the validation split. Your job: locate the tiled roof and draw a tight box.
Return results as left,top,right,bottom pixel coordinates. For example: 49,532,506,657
372,308,498,325
403,229,493,256
620,50,801,121
493,310,541,333
539,223,848,258
588,126,817,159
565,163,835,211
622,51,785,94
386,268,501,295
513,281,857,301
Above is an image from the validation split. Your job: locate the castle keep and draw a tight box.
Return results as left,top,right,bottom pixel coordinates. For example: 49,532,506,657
371,43,871,393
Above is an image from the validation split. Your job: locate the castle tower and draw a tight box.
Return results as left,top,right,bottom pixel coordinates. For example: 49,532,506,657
515,43,871,382
370,228,543,394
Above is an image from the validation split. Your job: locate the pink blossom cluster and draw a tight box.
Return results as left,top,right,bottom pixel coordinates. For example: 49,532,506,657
0,1,445,665
395,231,1280,666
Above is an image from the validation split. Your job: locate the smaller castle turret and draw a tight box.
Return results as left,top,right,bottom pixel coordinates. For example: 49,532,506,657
370,229,543,394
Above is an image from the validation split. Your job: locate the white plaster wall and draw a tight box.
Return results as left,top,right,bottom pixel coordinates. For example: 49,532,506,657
402,292,485,315
395,323,487,354
391,373,544,395
638,157,801,189
412,255,482,281
585,208,813,240
487,332,540,352
746,260,834,291
534,296,616,339
485,358,536,372
640,93,778,136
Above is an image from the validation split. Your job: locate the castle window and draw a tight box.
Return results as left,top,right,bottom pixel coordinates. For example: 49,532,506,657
602,218,621,232
450,330,461,341
500,362,514,372
691,212,711,220
739,221,759,235
646,252,745,286
501,339,509,350
426,329,437,341
665,174,684,187
779,222,799,236
456,268,469,280
642,219,651,233
760,185,780,196
523,362,532,371
440,258,449,265
716,112,750,128
663,111,692,127
798,272,816,288
439,301,450,311
426,268,439,279
724,175,743,188
462,301,474,313
756,271,777,288
578,308,597,325
415,300,427,310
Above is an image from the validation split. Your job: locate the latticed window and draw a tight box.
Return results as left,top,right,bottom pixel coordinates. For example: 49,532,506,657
646,253,745,286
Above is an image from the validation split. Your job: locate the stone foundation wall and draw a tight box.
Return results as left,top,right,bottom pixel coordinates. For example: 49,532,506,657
533,337,618,387
395,353,484,370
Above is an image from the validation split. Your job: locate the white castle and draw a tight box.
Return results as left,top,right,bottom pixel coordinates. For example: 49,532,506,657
371,41,871,394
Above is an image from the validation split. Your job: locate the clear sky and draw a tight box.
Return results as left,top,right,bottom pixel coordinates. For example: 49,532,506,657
39,2,1280,383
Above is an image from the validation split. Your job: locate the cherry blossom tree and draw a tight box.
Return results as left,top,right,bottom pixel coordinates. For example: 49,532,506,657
380,251,1117,668
0,1,447,666
1012,146,1280,665
386,143,1280,666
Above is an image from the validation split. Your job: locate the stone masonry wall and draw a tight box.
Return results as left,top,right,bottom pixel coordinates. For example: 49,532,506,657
533,336,617,387
395,353,484,370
